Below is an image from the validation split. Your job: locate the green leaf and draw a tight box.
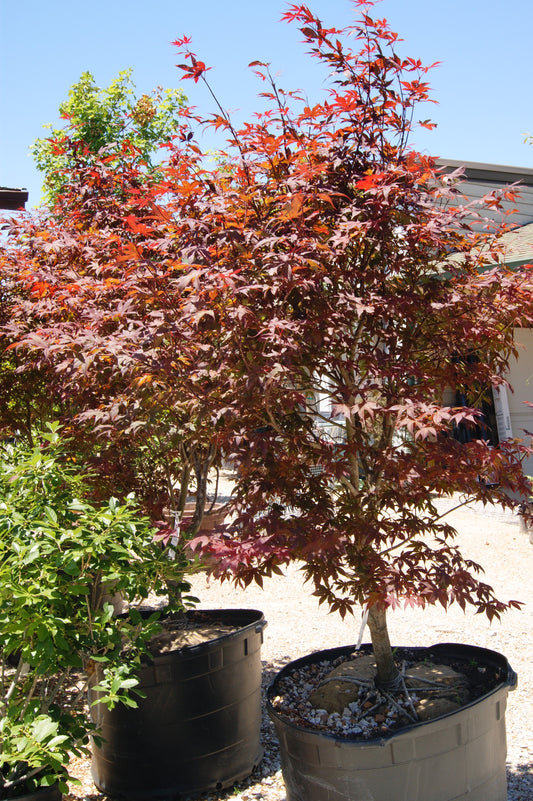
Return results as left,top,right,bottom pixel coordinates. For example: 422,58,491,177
63,560,81,576
120,678,140,690
43,506,58,525
31,716,58,743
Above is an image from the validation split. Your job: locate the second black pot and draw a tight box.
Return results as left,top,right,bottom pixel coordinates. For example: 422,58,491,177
90,608,266,800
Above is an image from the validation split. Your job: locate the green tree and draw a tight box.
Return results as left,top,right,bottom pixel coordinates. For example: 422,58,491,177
32,69,185,206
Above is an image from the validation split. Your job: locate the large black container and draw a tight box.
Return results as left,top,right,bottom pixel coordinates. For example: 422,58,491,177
267,643,516,801
90,608,266,800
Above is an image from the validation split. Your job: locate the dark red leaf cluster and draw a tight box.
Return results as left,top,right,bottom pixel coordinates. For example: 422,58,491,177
1,2,532,663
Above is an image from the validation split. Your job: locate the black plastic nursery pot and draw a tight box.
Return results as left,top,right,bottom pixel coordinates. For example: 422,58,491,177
90,608,266,801
267,643,516,801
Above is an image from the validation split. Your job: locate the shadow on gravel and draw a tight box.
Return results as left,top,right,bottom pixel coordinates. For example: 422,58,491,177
507,762,533,800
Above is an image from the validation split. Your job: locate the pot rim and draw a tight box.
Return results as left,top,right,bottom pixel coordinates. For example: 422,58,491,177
139,607,267,662
266,641,515,744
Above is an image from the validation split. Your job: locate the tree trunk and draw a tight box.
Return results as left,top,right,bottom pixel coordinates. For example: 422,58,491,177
367,604,400,689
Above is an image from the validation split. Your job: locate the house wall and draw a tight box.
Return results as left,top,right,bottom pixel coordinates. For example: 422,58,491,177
436,161,533,477
505,328,533,476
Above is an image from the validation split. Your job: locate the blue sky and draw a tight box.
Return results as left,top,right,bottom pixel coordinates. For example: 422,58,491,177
2,0,533,208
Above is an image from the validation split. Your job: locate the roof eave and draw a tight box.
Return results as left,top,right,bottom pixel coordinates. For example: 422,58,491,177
0,188,29,210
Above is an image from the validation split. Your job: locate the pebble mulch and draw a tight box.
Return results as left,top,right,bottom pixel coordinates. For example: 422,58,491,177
269,655,419,738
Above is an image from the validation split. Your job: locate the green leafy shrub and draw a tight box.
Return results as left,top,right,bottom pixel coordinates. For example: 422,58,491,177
0,424,190,797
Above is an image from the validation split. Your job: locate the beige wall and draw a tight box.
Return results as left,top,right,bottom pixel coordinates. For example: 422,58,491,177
505,328,533,476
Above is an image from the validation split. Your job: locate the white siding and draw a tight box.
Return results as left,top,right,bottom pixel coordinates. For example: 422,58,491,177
506,328,533,476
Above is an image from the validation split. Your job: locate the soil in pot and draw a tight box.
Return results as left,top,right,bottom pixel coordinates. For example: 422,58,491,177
90,608,266,801
268,643,516,801
145,611,239,653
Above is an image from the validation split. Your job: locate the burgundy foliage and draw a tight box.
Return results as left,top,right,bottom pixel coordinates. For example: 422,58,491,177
1,2,533,681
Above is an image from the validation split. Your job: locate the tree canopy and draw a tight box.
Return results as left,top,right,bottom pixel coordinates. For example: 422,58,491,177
2,1,533,686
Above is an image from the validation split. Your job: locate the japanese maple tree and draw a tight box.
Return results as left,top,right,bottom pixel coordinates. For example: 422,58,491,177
0,119,220,526
169,2,533,687
1,70,193,518
2,1,533,689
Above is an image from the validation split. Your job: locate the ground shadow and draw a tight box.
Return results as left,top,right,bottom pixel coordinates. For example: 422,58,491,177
507,762,533,799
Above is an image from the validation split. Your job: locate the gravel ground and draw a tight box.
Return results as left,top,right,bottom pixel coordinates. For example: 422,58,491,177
66,489,533,801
